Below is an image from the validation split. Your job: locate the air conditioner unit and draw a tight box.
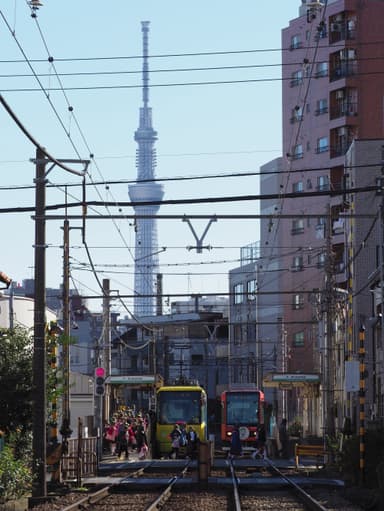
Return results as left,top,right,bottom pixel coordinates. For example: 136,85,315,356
336,90,344,99
339,127,347,136
335,14,344,22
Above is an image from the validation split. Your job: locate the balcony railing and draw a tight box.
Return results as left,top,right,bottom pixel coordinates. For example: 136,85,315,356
330,142,351,158
290,41,303,50
330,102,358,119
315,107,328,116
290,78,303,87
290,115,304,124
330,62,358,81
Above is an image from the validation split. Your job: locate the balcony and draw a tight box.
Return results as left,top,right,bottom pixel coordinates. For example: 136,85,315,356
330,62,358,82
330,142,351,158
330,102,358,119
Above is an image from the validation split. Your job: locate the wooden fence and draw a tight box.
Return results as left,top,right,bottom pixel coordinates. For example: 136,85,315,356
61,435,98,482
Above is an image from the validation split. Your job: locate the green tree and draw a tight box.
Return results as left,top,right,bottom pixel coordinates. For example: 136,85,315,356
0,326,33,434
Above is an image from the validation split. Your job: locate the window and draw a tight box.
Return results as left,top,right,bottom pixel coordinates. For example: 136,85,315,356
293,331,305,347
233,283,244,304
315,98,328,115
247,323,256,341
292,144,303,160
292,181,304,193
290,34,302,50
317,175,329,190
293,294,304,310
234,324,243,346
291,106,303,123
315,61,328,77
292,255,303,271
247,279,257,301
292,218,304,234
316,137,329,154
317,216,326,227
290,70,303,87
317,252,326,268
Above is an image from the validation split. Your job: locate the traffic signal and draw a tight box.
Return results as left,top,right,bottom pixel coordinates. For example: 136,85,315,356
94,367,105,396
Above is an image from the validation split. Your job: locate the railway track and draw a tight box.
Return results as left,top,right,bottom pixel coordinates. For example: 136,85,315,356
29,456,363,511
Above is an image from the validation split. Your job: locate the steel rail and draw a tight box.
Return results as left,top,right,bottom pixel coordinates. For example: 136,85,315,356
227,459,242,511
144,460,192,511
60,484,113,511
265,459,328,511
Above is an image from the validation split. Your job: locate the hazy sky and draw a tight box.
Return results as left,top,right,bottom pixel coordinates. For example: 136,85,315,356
0,1,301,313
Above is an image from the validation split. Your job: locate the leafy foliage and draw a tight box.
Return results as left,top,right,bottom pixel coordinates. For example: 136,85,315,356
0,444,32,500
0,326,33,434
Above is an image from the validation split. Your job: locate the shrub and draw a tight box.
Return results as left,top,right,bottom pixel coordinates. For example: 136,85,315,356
288,418,303,437
0,445,32,501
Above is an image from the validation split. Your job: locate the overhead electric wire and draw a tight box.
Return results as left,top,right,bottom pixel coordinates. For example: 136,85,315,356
5,68,384,92
2,54,384,79
10,4,141,310
1,39,383,64
0,161,383,192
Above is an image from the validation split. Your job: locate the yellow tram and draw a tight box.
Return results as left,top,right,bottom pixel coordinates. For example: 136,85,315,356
155,385,207,457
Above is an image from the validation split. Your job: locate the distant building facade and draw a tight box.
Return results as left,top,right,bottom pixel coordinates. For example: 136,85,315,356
278,0,384,432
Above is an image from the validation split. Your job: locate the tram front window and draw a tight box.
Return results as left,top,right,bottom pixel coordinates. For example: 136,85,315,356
158,391,201,425
226,392,259,426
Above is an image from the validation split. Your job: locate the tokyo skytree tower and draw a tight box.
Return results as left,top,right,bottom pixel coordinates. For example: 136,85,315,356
128,21,164,317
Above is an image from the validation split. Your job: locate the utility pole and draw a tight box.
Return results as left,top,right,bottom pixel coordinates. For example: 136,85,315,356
60,220,72,451
29,152,88,504
103,278,111,421
31,146,47,500
325,204,335,438
359,325,366,484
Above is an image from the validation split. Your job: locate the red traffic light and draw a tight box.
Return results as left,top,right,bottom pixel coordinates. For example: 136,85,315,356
95,367,105,378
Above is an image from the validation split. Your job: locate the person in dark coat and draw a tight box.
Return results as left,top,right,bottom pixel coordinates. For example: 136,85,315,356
229,424,242,458
169,424,182,459
186,426,199,459
279,418,289,458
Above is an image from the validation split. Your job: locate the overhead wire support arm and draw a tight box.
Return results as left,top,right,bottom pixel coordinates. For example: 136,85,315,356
182,215,217,253
0,94,89,176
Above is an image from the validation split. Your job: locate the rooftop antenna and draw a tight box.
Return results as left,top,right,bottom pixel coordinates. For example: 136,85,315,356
29,0,43,9
305,0,324,22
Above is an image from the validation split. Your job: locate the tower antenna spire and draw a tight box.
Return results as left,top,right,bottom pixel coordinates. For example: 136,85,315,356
141,20,150,108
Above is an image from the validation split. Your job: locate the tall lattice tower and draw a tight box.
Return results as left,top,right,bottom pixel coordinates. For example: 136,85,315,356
128,21,164,317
